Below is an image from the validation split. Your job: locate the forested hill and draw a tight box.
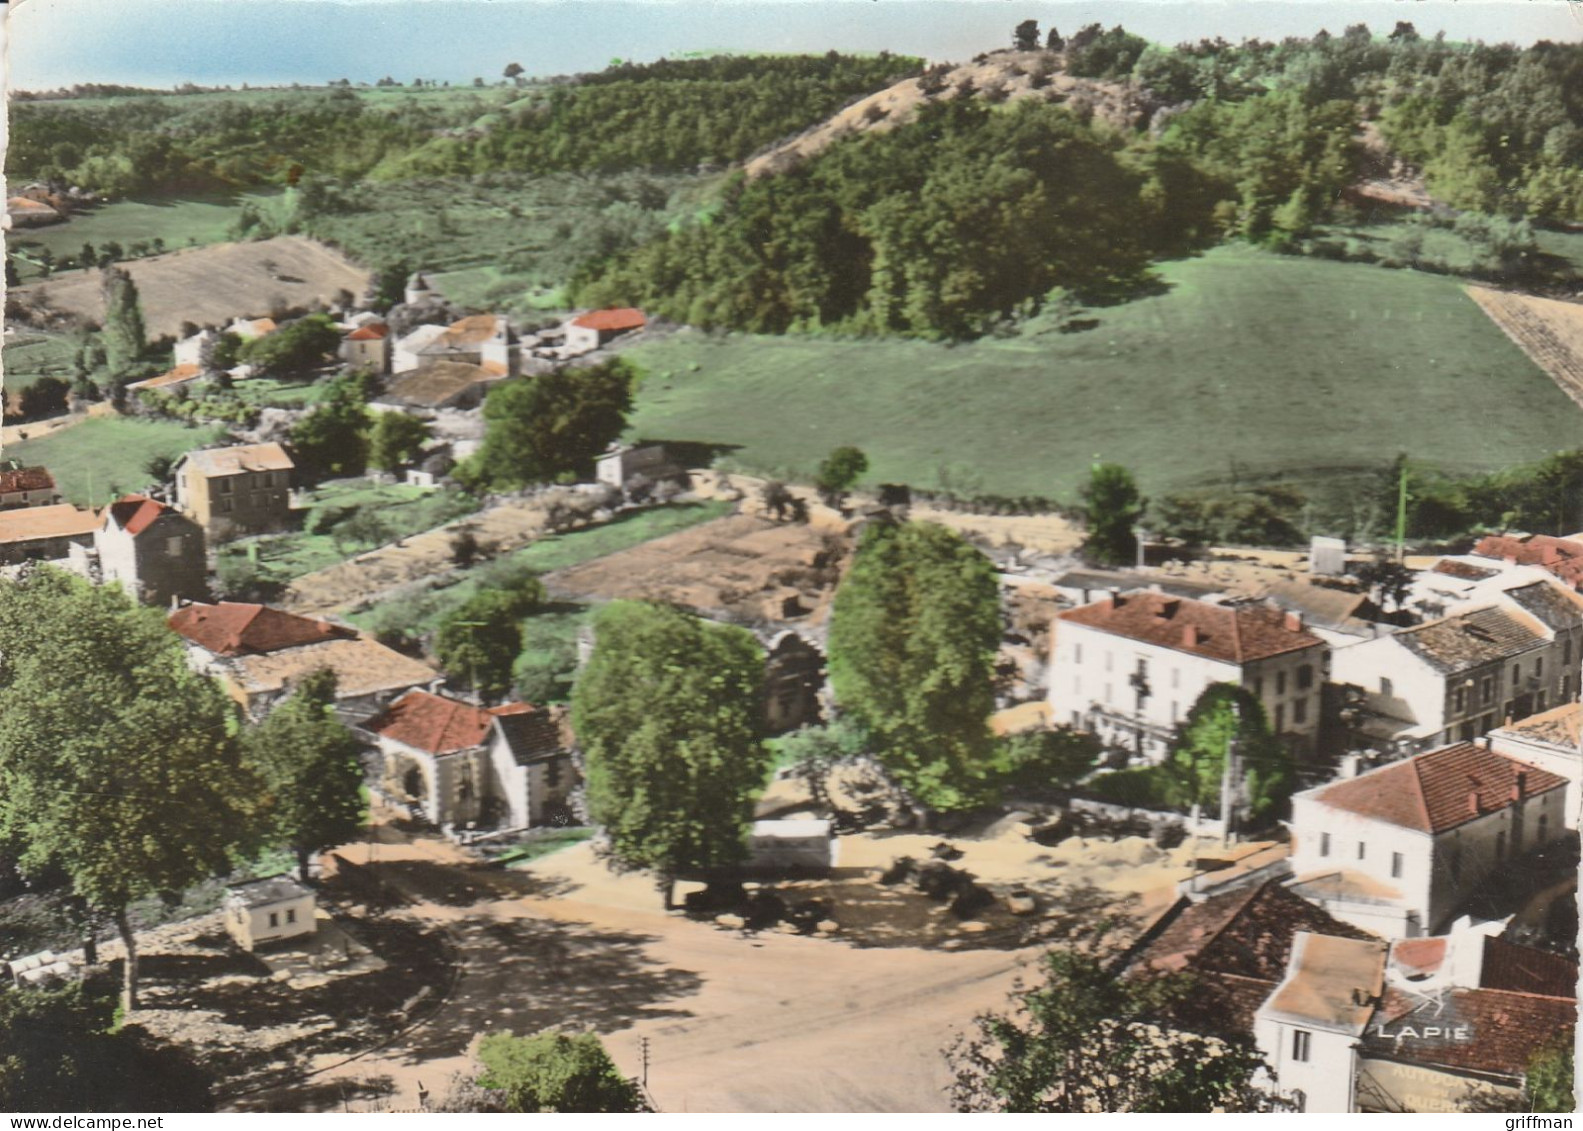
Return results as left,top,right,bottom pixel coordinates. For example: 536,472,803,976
571,22,1583,339
5,53,924,194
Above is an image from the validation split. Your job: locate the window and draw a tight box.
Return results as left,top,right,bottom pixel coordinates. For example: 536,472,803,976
546,758,563,788
1253,676,1264,699
220,498,234,514
1537,657,1544,678
261,472,273,488
286,908,297,924
1565,637,1573,666
166,536,183,557
1380,676,1393,698
1074,676,1081,694
1482,676,1494,704
1291,1029,1311,1062
1538,814,1549,843
1276,670,1287,696
1074,644,1082,664
1297,664,1314,690
219,478,233,494
1537,691,1548,712
1105,652,1113,673
1355,841,1367,860
1275,704,1285,732
1293,697,1308,725
1320,832,1331,857
1453,687,1467,713
1512,664,1521,685
1171,667,1180,689
1171,701,1179,722
1391,852,1403,879
268,912,279,928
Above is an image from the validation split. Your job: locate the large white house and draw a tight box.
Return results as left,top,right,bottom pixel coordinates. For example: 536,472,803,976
1488,702,1581,829
1286,741,1569,937
1330,602,1572,751
1050,590,1328,761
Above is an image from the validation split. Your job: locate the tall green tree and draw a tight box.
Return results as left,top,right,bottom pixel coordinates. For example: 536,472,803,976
467,359,635,489
1523,1037,1575,1113
1079,462,1145,567
369,410,432,474
243,668,365,882
289,376,373,481
1166,683,1293,827
474,1030,642,1113
238,313,342,379
827,520,1000,812
0,568,253,1010
100,266,146,376
435,580,545,701
815,445,868,508
948,945,1267,1112
573,601,769,903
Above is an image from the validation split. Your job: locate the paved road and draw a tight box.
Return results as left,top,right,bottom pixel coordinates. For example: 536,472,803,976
241,822,1033,1113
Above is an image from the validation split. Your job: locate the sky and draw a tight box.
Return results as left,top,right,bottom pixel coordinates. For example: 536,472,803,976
6,0,1582,90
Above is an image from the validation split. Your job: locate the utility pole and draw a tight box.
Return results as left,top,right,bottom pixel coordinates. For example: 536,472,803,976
1220,699,1240,848
640,1036,650,1091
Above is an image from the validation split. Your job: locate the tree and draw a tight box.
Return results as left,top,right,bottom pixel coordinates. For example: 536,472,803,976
435,580,544,700
369,410,432,474
289,377,373,481
100,266,147,375
760,479,795,522
144,453,175,484
1166,683,1292,827
1013,19,1041,51
1523,1037,1574,1112
504,62,526,84
574,601,769,902
468,359,635,489
1046,27,1065,51
992,727,1102,794
0,982,214,1112
827,521,1000,813
1079,463,1145,567
475,1031,642,1113
948,944,1267,1111
815,445,868,509
0,569,253,1010
238,313,341,379
17,376,71,420
1352,556,1414,616
243,669,365,882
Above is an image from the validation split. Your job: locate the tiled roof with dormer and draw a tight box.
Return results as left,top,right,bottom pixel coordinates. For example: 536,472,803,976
1058,590,1323,664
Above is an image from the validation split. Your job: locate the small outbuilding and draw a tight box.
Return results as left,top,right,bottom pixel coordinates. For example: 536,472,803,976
224,876,317,952
747,819,838,873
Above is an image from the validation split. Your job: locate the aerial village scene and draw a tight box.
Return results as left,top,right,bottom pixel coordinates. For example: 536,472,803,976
1,0,1581,1116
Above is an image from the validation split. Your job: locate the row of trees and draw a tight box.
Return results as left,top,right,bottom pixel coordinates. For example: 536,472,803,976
0,570,365,1012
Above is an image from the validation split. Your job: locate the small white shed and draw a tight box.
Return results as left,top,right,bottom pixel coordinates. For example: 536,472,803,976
748,819,838,872
224,876,317,952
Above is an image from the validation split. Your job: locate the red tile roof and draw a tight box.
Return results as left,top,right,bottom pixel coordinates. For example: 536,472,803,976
1365,986,1574,1078
1432,559,1499,582
1473,534,1583,589
1058,590,1323,664
0,465,56,495
1478,937,1579,999
363,689,533,755
1309,742,1568,834
106,494,174,537
346,322,389,341
168,602,353,656
572,307,646,333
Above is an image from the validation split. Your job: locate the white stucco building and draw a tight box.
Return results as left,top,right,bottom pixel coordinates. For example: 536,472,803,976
1487,702,1581,829
1050,590,1328,761
224,876,317,951
1286,741,1569,936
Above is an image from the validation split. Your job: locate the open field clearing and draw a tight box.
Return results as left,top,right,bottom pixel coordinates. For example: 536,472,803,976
623,247,1579,500
0,330,76,394
6,191,281,281
3,416,225,505
11,236,369,339
1466,285,1583,409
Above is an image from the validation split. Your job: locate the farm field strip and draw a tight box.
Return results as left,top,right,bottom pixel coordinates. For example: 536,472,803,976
1466,284,1583,410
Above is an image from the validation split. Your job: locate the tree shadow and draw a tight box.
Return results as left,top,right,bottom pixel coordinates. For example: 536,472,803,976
400,917,702,1061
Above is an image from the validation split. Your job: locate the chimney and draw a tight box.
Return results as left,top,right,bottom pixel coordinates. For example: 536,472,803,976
1182,624,1201,647
1284,611,1304,633
1512,771,1527,801
1468,790,1481,816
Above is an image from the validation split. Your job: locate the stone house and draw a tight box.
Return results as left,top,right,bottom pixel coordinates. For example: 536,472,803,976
172,442,295,537
224,876,316,951
393,313,517,377
95,494,207,608
365,689,577,832
339,321,391,374
0,504,100,566
169,601,441,722
1049,590,1328,762
594,443,672,488
1285,741,1569,937
0,463,61,510
373,360,506,413
565,307,646,354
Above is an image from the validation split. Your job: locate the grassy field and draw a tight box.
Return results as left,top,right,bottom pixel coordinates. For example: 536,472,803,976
4,416,227,505
217,480,481,586
622,246,1581,501
2,331,77,394
7,191,282,281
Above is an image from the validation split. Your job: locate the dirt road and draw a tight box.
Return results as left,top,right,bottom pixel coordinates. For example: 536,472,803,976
242,823,1035,1114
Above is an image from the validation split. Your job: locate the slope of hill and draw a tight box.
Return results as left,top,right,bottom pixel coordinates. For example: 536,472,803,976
620,246,1578,502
